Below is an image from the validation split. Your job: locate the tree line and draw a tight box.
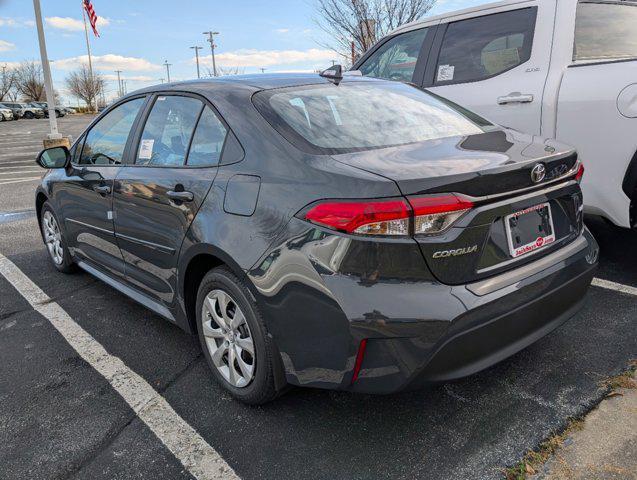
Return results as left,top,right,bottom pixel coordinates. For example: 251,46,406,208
1,61,105,111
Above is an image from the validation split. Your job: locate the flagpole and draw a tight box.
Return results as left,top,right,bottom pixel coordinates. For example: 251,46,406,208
81,1,95,112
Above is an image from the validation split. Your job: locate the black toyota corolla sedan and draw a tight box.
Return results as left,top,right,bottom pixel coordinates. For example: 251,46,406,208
34,73,599,404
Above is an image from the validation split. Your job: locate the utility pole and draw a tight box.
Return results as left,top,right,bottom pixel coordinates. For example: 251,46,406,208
122,80,127,95
159,78,165,84
163,60,172,83
260,68,266,74
115,70,123,96
32,0,61,140
203,31,219,77
190,46,203,79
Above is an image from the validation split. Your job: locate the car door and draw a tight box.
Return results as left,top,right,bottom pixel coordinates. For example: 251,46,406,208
425,3,553,135
113,94,229,305
57,97,146,278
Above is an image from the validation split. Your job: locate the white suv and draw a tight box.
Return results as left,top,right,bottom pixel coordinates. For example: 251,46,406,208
355,0,637,228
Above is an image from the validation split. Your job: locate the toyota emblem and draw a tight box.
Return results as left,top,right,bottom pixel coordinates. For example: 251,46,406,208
531,164,546,183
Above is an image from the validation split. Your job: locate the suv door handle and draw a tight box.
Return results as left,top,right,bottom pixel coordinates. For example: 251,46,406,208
93,185,111,195
497,93,534,105
167,190,194,202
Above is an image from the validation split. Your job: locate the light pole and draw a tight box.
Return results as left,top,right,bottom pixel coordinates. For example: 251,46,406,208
190,46,203,79
203,31,219,77
115,70,123,96
32,0,60,140
163,60,172,83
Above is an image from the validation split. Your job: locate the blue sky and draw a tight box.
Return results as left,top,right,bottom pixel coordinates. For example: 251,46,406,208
0,0,487,104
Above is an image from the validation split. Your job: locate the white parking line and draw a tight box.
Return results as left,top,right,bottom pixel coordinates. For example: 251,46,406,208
0,254,239,480
0,177,42,185
0,169,42,175
592,278,637,297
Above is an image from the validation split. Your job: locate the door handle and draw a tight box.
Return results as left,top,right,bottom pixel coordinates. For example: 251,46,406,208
167,190,194,202
497,92,534,105
93,185,111,195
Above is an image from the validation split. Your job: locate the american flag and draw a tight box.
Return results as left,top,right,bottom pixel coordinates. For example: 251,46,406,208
83,0,100,37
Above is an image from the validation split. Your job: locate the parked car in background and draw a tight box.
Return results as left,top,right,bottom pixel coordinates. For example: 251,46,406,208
0,102,23,120
1,102,45,119
29,101,65,118
33,74,598,404
63,107,77,114
355,0,637,229
0,106,13,121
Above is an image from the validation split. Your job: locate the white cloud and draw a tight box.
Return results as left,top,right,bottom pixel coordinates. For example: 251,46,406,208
45,15,110,32
0,40,15,52
274,28,290,34
197,48,335,68
0,17,34,28
52,54,162,72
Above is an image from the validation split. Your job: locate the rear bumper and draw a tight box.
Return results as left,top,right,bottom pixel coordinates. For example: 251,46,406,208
252,222,598,394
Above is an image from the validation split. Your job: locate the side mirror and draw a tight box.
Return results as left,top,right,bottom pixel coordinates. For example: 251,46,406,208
36,146,70,169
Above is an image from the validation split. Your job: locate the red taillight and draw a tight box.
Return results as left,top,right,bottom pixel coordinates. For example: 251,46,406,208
303,194,474,236
351,339,367,384
304,199,411,235
575,163,585,183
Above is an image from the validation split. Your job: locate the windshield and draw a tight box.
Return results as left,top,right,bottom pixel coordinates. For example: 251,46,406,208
253,81,494,154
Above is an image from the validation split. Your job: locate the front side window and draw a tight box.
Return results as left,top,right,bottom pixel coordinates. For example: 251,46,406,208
254,81,494,155
574,1,637,62
359,28,429,82
136,96,203,166
78,97,145,165
434,8,536,85
187,107,228,166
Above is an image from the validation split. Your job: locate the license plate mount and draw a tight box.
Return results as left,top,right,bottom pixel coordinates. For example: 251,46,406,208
505,202,556,258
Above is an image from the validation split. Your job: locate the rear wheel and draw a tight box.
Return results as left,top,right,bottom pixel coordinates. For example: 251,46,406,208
40,203,75,273
196,267,281,405
24,111,34,119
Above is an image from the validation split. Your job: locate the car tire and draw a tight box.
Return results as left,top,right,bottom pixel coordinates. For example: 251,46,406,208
40,202,76,274
196,266,282,405
24,111,34,119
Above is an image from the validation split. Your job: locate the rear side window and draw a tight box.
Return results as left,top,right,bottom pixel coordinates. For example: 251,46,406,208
574,2,637,62
78,97,145,165
359,28,429,82
187,107,227,166
136,96,203,166
434,8,536,85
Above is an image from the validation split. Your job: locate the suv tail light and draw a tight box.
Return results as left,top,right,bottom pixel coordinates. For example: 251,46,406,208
575,163,585,183
303,194,474,236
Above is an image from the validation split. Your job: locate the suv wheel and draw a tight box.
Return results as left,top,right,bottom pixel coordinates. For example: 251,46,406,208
196,267,281,405
24,111,34,119
40,203,76,273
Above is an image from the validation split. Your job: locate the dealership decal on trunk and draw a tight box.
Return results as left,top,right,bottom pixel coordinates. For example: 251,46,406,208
433,245,478,259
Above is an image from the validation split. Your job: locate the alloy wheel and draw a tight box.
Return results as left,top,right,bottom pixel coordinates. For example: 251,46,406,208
42,211,64,265
201,289,256,388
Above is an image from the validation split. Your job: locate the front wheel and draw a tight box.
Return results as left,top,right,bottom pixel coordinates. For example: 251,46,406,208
40,203,76,273
24,111,34,119
196,267,282,405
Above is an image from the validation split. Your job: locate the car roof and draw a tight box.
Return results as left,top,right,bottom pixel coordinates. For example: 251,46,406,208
130,73,384,96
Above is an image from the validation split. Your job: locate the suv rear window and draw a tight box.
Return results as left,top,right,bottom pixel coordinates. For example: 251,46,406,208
253,81,494,155
574,1,637,62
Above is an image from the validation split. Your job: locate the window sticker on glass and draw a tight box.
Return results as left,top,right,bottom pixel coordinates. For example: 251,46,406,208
139,139,154,159
437,64,455,82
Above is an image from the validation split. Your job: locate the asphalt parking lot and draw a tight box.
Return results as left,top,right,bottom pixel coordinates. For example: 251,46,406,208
0,116,635,480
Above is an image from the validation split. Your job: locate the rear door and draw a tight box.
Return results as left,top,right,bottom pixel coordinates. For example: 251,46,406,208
113,94,229,305
426,2,553,135
57,97,146,278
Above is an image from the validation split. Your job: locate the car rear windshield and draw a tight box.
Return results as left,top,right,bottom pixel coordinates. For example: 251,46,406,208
253,81,494,154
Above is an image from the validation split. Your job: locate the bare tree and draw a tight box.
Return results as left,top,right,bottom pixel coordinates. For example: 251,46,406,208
0,66,14,101
314,0,436,63
14,61,46,102
205,66,245,77
65,64,105,112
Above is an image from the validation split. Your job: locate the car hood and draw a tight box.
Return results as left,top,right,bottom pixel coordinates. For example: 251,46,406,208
330,129,578,197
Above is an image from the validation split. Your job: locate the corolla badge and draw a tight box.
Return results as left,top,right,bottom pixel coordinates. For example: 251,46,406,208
531,163,546,183
433,245,478,259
